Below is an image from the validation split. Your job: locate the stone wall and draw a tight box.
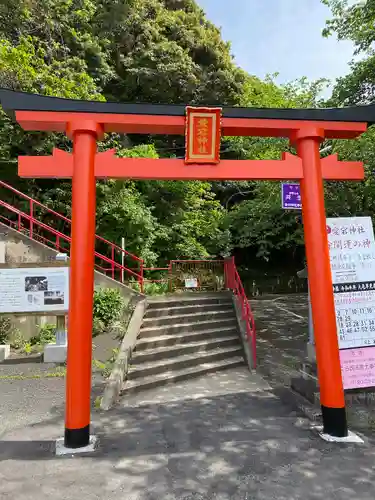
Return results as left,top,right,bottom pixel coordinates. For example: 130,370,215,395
0,222,142,339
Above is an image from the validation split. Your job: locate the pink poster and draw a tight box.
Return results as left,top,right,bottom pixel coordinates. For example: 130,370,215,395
340,347,375,389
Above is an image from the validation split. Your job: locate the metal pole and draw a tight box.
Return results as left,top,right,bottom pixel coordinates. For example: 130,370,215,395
56,253,68,347
56,315,67,346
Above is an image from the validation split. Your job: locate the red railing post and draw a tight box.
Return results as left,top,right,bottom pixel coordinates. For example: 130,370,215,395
224,259,228,289
231,256,235,290
29,200,34,239
111,245,115,280
250,317,257,369
227,258,232,290
139,261,144,293
168,261,173,292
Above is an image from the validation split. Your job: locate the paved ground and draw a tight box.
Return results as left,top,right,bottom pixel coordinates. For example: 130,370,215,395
1,294,375,500
253,294,308,358
252,294,309,386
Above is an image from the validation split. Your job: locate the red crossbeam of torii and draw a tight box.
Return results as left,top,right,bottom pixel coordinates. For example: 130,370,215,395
0,87,371,449
18,148,364,180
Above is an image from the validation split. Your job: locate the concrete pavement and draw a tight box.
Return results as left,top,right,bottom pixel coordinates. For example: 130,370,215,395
1,365,375,500
1,294,375,499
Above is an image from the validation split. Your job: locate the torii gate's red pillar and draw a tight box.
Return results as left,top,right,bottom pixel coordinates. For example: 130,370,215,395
65,121,102,448
293,128,346,436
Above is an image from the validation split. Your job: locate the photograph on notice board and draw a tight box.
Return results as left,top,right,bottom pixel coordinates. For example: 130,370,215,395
44,290,64,306
25,276,48,292
26,293,43,306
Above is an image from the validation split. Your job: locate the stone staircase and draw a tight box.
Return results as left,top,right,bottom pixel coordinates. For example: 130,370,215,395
122,292,245,394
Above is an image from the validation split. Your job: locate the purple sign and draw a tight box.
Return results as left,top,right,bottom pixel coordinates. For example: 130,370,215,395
281,183,301,210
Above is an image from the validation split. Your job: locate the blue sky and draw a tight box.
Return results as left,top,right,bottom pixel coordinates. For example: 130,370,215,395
198,0,355,91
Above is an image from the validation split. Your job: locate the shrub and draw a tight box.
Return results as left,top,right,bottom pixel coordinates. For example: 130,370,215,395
23,342,33,355
130,281,169,295
10,329,26,350
93,288,125,328
92,317,106,337
0,316,12,344
30,323,56,346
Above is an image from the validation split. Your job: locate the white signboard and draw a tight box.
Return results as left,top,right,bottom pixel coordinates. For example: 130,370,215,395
327,217,375,349
0,266,69,314
185,278,198,289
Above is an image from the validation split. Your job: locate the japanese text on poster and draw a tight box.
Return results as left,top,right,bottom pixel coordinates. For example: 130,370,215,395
340,347,375,390
0,266,69,314
328,217,375,389
327,216,375,351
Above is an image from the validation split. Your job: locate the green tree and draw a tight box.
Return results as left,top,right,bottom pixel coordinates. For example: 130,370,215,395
139,179,231,261
323,0,375,105
0,0,246,105
221,76,328,266
0,33,103,199
322,0,375,52
322,0,375,227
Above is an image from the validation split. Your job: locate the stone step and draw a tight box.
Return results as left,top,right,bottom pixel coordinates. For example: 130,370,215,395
139,317,237,337
122,357,245,394
147,293,232,310
127,345,243,380
145,302,232,318
135,326,240,351
142,308,234,327
132,335,240,364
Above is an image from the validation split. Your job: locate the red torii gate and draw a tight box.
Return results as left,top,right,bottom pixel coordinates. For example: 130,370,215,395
0,89,370,449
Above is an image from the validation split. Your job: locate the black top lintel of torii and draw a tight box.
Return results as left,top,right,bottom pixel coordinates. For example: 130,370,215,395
1,88,375,124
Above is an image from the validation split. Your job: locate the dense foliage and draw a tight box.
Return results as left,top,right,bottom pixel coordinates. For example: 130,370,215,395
93,288,125,336
0,0,374,279
321,0,375,239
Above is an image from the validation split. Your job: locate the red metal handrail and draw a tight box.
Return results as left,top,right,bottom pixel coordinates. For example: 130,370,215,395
0,180,142,259
225,257,256,369
0,180,144,290
0,202,143,278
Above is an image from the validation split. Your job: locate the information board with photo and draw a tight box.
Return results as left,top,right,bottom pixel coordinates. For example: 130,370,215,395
0,266,69,314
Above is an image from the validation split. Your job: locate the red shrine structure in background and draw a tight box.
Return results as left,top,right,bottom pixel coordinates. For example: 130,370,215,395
0,88,372,449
